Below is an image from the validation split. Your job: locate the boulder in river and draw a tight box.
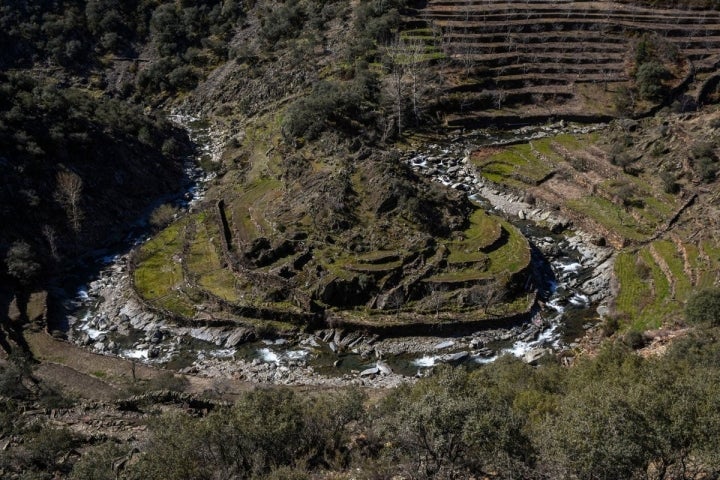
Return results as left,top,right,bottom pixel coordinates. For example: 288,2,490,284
360,367,379,377
523,348,549,365
376,361,392,375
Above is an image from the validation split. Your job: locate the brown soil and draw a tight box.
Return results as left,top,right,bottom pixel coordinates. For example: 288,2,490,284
25,331,254,401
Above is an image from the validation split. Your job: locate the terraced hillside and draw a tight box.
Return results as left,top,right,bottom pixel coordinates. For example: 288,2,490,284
409,0,720,126
468,108,720,332
132,140,535,334
471,130,688,246
615,236,720,330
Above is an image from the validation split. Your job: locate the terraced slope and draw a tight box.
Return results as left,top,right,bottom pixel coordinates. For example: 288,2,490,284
132,142,535,333
468,108,720,332
471,130,685,246
614,237,720,330
411,0,720,126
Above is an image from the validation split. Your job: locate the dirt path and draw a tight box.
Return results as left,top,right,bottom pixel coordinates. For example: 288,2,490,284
25,331,255,401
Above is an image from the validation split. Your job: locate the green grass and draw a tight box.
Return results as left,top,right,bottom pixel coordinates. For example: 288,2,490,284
486,220,531,275
616,237,720,332
551,134,585,150
134,221,186,301
697,240,720,288
430,220,530,283
615,250,653,322
199,269,240,302
615,244,685,331
346,261,403,273
186,215,223,275
400,28,434,36
447,209,502,264
654,240,692,301
473,140,558,188
133,219,197,317
231,177,282,242
567,196,651,242
353,250,401,264
636,247,675,330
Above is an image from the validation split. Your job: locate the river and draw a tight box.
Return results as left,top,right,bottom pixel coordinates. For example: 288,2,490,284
66,120,615,386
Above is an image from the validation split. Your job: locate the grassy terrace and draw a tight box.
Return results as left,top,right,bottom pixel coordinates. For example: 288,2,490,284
472,131,685,245
231,177,282,243
133,198,534,329
447,209,502,264
472,137,565,188
134,219,195,317
187,214,240,303
429,216,530,283
614,237,720,331
567,196,653,242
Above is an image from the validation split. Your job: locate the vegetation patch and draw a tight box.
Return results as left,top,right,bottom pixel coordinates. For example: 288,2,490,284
568,196,652,242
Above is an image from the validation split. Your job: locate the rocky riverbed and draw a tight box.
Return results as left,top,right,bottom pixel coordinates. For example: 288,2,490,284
67,121,617,387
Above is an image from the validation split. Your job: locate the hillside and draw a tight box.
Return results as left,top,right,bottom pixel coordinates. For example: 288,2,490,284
410,0,720,126
3,0,720,478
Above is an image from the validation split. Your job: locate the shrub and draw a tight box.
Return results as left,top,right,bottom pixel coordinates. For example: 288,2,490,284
685,288,720,326
282,80,363,140
636,61,670,100
660,170,679,194
602,315,620,337
623,330,646,349
20,426,81,473
5,240,41,286
70,442,125,480
694,156,717,182
260,0,306,44
691,141,716,161
0,362,32,399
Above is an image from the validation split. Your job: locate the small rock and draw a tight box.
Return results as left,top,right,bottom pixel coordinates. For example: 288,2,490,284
434,340,455,350
591,236,606,247
523,348,548,365
376,361,392,375
149,329,163,344
440,351,469,363
360,367,379,377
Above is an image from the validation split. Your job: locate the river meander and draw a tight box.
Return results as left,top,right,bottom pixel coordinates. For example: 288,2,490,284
66,119,615,386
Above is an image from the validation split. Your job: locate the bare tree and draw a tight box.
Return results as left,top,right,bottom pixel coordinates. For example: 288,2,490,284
426,283,448,318
382,41,407,137
55,170,84,234
467,282,508,316
493,89,507,109
383,37,433,135
404,39,431,123
41,225,59,261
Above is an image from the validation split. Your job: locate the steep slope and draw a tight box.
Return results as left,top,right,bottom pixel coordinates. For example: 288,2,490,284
409,0,720,126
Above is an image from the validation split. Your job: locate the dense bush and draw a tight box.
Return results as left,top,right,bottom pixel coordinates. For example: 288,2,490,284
0,72,188,278
126,388,365,479
354,0,410,43
282,69,379,140
686,288,720,326
636,61,670,100
4,240,41,286
0,0,243,96
110,347,720,480
259,0,306,45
